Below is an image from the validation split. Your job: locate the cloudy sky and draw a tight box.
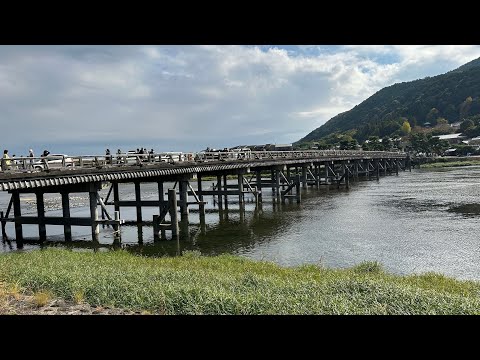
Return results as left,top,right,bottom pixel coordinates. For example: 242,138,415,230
1,45,480,156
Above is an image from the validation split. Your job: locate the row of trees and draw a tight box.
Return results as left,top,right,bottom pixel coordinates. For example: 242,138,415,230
407,133,450,156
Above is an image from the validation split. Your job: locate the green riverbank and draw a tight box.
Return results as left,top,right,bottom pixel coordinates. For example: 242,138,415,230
421,159,480,168
1,249,479,314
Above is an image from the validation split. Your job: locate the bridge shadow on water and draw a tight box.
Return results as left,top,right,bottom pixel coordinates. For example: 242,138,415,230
0,175,386,259
1,195,312,258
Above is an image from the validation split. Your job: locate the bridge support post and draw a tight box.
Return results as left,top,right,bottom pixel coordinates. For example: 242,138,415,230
374,159,380,180
295,174,301,203
383,158,387,176
315,164,320,188
168,188,179,238
36,192,47,242
158,181,166,239
198,174,206,221
354,160,359,181
395,159,399,175
343,161,350,189
223,174,228,209
238,173,244,205
324,161,329,184
216,175,223,207
113,211,121,241
271,169,275,194
89,184,99,242
158,181,165,215
0,211,6,238
113,182,120,217
301,166,307,188
12,191,23,247
275,168,281,198
256,170,263,203
135,182,142,223
179,179,189,221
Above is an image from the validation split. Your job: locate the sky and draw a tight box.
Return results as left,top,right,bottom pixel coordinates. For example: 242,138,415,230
2,45,480,156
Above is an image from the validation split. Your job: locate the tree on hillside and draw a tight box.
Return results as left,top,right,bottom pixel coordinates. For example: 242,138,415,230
363,136,383,151
426,108,440,125
428,136,449,156
339,136,358,150
381,136,392,151
401,121,411,135
410,133,429,155
461,119,475,132
460,96,473,120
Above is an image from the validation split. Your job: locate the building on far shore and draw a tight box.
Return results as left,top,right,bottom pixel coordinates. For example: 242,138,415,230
434,133,466,144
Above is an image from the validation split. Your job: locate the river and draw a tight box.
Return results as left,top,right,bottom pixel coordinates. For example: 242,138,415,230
1,166,480,280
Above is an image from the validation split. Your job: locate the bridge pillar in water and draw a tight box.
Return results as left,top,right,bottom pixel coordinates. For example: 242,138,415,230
354,160,359,180
168,188,179,238
271,169,275,194
295,174,301,203
216,175,223,208
158,181,165,215
323,161,329,184
179,179,189,220
256,170,263,203
12,191,23,247
256,170,262,202
36,191,46,242
223,174,228,209
301,166,307,188
275,168,281,198
315,164,320,188
89,183,100,242
113,182,120,217
197,174,206,222
238,173,244,205
134,181,142,223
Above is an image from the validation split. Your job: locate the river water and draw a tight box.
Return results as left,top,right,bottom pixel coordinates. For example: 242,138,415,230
1,166,480,280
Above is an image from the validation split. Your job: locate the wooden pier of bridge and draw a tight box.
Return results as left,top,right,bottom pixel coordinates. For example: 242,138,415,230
0,150,410,247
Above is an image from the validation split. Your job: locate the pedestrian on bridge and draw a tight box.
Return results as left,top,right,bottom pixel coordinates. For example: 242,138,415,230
106,149,112,165
2,150,11,171
28,149,34,170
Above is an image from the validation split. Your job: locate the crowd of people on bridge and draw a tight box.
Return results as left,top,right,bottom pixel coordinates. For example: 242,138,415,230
1,148,53,171
108,148,156,165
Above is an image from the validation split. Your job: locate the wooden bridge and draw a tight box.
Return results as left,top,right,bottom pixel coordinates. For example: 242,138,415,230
0,150,409,247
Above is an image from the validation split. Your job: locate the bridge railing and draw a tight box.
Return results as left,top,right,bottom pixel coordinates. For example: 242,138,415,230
193,150,405,162
0,150,405,174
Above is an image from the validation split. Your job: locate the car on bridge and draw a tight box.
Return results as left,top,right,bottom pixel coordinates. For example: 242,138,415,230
32,154,74,171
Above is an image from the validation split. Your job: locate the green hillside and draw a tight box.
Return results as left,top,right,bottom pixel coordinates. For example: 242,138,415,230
297,58,480,146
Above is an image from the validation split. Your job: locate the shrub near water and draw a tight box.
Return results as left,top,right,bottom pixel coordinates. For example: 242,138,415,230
0,249,479,314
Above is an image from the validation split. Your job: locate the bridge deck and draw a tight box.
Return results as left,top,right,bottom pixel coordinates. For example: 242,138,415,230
0,151,406,191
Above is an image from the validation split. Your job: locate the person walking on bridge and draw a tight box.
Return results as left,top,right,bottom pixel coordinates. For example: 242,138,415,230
28,149,34,170
2,150,11,171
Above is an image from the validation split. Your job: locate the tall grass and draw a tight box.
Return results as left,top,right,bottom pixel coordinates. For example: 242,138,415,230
0,249,479,314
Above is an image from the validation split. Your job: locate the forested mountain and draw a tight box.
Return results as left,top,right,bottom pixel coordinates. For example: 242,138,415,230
297,57,480,146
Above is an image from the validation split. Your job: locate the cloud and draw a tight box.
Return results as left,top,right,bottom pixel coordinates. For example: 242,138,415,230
1,45,480,156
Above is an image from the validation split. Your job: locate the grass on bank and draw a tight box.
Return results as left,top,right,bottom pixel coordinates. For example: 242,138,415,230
0,248,479,314
421,160,480,169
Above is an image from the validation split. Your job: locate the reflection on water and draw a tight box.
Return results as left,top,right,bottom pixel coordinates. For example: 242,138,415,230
2,166,480,280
